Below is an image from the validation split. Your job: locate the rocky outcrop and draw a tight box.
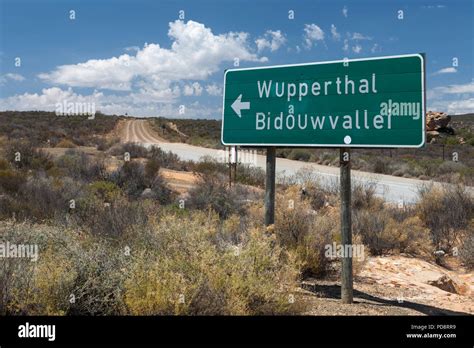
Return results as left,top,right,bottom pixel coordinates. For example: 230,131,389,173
425,111,456,143
426,111,452,132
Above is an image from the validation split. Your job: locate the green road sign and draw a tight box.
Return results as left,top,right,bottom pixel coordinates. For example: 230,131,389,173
221,54,425,148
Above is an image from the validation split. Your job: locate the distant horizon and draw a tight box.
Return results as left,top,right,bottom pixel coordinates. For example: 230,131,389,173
1,109,473,120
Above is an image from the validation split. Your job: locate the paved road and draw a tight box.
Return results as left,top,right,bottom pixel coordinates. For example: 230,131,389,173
122,119,460,204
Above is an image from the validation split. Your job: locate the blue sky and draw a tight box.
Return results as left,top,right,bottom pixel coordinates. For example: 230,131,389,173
0,0,473,118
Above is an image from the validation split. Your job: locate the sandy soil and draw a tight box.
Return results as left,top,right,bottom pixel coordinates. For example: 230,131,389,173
160,168,198,194
300,255,473,315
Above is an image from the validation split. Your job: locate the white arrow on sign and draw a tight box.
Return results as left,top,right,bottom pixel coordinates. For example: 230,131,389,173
231,94,250,118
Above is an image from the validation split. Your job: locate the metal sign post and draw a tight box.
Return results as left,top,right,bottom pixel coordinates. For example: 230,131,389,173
340,148,353,303
264,147,276,226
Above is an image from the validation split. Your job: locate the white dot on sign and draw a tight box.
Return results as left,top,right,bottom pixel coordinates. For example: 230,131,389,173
344,135,352,144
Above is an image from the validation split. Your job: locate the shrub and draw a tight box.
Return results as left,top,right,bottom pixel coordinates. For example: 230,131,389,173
354,207,434,257
192,156,227,177
148,146,188,171
372,157,391,174
187,172,244,219
274,188,314,249
55,139,76,148
0,111,118,147
124,212,299,315
145,158,161,180
301,182,329,210
444,137,460,146
459,230,474,270
96,137,119,151
56,150,107,182
418,159,444,177
417,184,474,250
353,209,392,255
235,165,265,187
0,169,26,194
5,140,53,171
295,213,338,277
88,180,122,202
17,176,82,222
0,221,75,315
110,143,148,159
111,161,148,198
149,175,175,205
288,149,311,161
352,182,382,210
274,186,335,277
0,158,10,170
74,195,149,238
437,161,467,177
384,216,433,257
66,238,129,315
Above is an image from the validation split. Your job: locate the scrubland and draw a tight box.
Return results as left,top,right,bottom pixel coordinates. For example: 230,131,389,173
0,134,472,315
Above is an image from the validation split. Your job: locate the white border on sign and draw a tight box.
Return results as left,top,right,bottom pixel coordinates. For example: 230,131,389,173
221,53,426,148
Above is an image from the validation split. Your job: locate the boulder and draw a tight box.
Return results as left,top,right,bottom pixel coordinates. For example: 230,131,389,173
427,275,459,294
426,111,451,131
426,130,440,143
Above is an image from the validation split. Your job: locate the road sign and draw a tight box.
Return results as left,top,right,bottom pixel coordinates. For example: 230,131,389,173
221,54,425,148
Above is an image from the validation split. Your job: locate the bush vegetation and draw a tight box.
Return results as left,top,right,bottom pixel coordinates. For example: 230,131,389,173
0,212,300,315
0,111,119,147
0,115,472,314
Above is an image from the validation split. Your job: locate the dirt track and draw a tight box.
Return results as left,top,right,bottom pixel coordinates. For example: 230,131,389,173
121,119,166,143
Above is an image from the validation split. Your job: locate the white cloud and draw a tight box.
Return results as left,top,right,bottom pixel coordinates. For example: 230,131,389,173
0,87,102,111
428,81,474,99
38,20,266,92
183,82,203,96
342,5,348,18
330,24,341,41
370,43,380,53
0,73,25,85
422,5,446,9
124,46,140,52
427,81,474,114
0,86,220,118
340,32,373,54
352,45,362,54
443,98,474,114
255,30,286,52
303,24,325,48
430,98,474,115
342,39,349,52
131,85,181,103
433,67,457,75
205,83,222,96
1,20,267,118
349,32,372,41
